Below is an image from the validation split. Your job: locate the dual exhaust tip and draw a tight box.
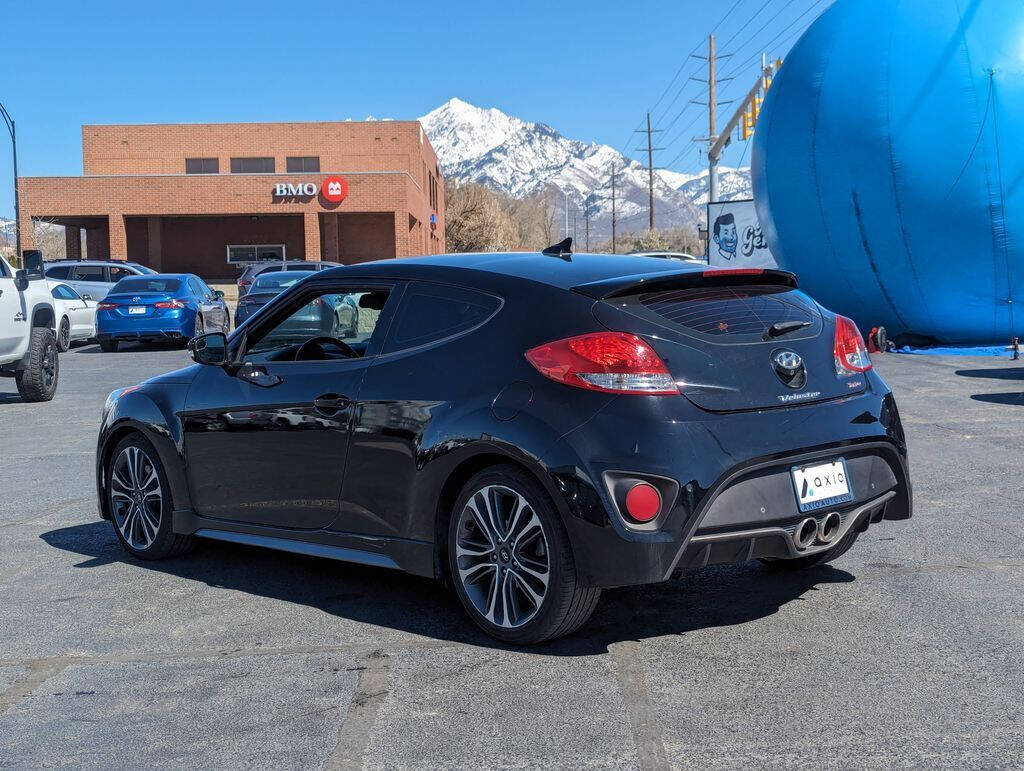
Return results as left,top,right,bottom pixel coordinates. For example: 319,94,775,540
793,511,842,550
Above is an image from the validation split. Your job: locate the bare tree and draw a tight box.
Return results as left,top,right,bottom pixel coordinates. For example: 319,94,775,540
444,181,519,252
32,218,68,262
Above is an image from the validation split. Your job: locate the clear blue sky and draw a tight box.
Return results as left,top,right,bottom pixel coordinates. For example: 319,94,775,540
1,0,829,219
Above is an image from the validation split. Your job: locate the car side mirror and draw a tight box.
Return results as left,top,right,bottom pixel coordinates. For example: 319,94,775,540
14,270,28,291
214,290,225,299
81,293,93,301
188,332,228,366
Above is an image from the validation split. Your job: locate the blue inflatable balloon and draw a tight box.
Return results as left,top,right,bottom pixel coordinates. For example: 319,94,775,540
752,0,1024,344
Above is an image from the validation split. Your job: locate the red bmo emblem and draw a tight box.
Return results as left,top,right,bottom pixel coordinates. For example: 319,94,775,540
321,176,348,203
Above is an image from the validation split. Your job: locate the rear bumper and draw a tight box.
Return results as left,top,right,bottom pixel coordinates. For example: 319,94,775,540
97,313,195,341
99,329,189,342
539,382,911,588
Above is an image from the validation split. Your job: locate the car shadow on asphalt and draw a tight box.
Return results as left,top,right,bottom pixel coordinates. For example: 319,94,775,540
41,521,854,656
970,392,1024,406
72,342,185,354
955,367,1024,380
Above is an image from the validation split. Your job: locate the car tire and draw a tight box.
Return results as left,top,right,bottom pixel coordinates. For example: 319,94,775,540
57,317,71,352
193,314,205,339
107,433,194,560
15,327,59,402
760,527,861,571
448,464,601,644
99,338,119,353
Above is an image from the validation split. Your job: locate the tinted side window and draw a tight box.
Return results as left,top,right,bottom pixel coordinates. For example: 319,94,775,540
384,283,500,353
73,265,107,282
46,265,71,279
188,278,204,297
109,265,135,283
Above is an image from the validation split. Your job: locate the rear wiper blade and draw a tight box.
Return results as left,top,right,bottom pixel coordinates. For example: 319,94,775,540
764,320,811,340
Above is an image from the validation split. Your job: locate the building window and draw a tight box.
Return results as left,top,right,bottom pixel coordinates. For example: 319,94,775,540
185,157,219,174
286,156,320,173
226,244,286,264
230,157,275,174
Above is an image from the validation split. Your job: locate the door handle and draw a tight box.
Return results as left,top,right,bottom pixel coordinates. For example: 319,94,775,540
313,394,350,414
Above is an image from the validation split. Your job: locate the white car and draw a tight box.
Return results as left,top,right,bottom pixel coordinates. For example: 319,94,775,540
49,281,97,351
0,253,59,401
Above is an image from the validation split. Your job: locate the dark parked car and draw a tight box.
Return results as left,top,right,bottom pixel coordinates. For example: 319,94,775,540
234,270,358,333
96,246,911,643
96,273,230,351
237,260,342,298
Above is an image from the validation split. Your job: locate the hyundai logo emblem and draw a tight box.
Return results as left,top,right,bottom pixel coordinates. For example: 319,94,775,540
773,350,803,373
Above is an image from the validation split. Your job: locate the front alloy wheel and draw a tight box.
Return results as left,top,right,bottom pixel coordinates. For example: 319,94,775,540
110,445,163,550
448,466,601,644
106,434,193,560
455,485,551,629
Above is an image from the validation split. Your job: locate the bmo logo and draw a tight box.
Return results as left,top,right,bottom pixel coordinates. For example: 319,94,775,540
273,182,318,198
271,176,348,205
321,176,348,203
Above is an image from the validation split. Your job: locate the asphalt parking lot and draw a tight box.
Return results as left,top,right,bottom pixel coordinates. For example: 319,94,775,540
1,344,1022,768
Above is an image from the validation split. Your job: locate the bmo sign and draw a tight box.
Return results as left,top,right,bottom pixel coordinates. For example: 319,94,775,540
272,175,348,205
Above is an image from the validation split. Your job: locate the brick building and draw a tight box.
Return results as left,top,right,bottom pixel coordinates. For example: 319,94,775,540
17,120,445,279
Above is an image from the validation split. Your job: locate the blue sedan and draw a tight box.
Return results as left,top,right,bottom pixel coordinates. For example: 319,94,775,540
96,273,230,352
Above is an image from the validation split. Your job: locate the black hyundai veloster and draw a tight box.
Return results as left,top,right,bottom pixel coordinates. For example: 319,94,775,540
97,243,911,643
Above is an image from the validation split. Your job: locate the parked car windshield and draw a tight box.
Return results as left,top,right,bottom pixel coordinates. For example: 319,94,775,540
126,263,158,275
111,277,182,294
252,271,310,292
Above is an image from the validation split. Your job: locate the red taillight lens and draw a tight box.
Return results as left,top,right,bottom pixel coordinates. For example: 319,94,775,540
97,302,119,310
834,315,872,375
624,483,662,522
702,268,764,277
525,331,678,395
239,280,252,288
154,299,186,309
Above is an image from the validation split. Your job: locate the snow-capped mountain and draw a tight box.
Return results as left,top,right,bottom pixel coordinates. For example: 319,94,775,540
0,218,15,246
418,98,751,234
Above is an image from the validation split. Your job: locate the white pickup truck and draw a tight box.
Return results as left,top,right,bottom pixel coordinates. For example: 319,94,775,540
0,253,59,401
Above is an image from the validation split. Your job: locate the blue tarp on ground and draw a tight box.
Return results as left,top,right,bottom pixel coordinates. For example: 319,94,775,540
894,346,1014,358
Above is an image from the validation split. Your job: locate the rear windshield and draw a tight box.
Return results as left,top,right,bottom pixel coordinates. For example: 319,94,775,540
628,285,819,341
252,272,309,291
126,263,157,275
112,278,181,294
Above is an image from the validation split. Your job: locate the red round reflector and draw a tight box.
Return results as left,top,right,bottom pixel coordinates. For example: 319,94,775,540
624,483,662,523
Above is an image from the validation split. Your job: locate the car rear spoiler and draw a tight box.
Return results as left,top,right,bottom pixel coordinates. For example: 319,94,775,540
570,267,798,300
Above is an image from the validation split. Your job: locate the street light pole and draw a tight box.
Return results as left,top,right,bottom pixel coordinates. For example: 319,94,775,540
0,101,20,262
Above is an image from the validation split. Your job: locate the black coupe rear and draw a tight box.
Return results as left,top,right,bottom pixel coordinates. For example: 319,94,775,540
96,249,911,643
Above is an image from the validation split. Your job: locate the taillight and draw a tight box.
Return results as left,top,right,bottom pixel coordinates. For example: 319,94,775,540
834,315,872,375
239,279,252,289
154,299,186,309
525,331,678,395
97,302,119,310
703,268,764,277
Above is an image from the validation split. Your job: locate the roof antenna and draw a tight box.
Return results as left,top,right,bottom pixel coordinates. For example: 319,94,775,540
542,237,573,260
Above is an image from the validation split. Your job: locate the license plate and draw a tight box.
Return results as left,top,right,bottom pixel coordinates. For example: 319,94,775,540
128,306,146,315
791,458,853,512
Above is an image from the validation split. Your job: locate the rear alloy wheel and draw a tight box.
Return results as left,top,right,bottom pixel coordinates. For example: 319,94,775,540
193,314,205,338
57,317,71,352
448,465,600,644
107,434,193,560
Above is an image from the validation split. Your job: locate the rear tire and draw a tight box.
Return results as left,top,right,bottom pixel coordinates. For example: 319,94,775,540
107,433,194,560
760,528,861,571
15,328,59,402
99,338,118,352
193,314,205,339
447,464,600,644
57,317,71,352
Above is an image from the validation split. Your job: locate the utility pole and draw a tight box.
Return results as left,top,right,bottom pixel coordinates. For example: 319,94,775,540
709,58,776,194
563,189,570,239
572,208,577,246
634,112,663,231
708,34,719,204
0,101,21,262
584,203,590,251
610,164,617,254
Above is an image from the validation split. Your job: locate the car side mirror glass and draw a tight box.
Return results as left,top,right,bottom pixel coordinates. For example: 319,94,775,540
14,269,28,291
188,332,228,366
214,290,225,299
81,293,92,301
21,250,44,280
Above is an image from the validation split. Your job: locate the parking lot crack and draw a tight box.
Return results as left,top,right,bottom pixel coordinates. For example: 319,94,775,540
610,641,670,771
0,658,73,717
327,649,392,770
